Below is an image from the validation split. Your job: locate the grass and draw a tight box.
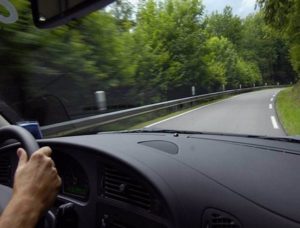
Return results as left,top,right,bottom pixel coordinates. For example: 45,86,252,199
276,83,300,136
128,96,230,130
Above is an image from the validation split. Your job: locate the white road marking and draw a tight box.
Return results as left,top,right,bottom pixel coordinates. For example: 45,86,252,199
269,104,272,109
270,98,274,102
273,94,276,97
145,96,237,128
271,116,279,129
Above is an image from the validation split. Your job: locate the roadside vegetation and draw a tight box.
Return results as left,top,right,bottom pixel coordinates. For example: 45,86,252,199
277,83,300,135
0,0,298,125
258,0,300,136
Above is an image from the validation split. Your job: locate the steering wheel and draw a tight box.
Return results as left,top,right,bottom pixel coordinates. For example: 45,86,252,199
0,125,55,227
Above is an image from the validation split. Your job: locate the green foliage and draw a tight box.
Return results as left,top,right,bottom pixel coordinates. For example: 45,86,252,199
239,12,296,84
205,6,243,46
276,83,300,135
290,45,300,74
236,59,262,86
257,0,300,76
203,36,236,89
133,0,208,101
109,0,135,31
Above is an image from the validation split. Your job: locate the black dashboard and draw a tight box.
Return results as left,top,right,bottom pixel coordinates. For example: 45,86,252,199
0,131,300,228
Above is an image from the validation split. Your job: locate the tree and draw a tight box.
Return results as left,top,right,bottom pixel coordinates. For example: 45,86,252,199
109,0,135,32
205,6,243,46
203,36,235,90
203,36,262,89
133,0,208,102
257,0,300,76
235,58,262,87
239,13,296,83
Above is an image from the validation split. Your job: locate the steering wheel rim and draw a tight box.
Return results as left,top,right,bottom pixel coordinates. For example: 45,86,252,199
0,125,39,157
0,125,39,212
0,125,56,227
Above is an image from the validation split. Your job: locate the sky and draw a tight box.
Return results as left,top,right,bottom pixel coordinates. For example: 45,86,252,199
202,0,258,17
127,0,258,18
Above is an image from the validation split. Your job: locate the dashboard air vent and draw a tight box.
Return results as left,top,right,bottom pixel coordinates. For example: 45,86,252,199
102,166,153,211
203,209,242,228
0,155,11,186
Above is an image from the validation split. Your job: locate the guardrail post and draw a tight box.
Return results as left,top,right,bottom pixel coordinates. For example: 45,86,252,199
239,84,242,89
277,82,280,86
191,86,196,96
95,91,107,111
265,83,267,86
222,84,225,91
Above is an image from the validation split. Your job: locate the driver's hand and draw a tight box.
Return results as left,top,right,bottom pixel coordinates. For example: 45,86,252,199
13,147,61,214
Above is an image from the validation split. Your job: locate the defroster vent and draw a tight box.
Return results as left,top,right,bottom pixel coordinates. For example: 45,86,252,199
101,165,153,211
202,209,242,228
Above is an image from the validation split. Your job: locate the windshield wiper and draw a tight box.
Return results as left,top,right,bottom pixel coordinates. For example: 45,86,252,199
121,129,300,144
123,129,206,135
243,135,300,143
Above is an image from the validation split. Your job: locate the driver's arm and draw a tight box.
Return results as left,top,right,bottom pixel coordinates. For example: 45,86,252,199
0,147,61,228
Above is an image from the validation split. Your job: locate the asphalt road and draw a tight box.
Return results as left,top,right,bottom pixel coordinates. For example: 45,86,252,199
146,88,285,137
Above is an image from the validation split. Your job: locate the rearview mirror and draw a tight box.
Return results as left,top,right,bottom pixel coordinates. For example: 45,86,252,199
30,0,114,28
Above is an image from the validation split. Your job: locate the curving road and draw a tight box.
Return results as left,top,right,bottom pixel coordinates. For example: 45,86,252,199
146,88,285,137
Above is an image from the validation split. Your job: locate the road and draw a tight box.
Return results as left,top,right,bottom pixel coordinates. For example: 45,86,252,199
146,88,285,137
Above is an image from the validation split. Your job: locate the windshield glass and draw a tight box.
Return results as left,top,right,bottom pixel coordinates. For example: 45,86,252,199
0,0,299,138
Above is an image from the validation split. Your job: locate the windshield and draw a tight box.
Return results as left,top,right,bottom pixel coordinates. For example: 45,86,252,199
0,0,299,138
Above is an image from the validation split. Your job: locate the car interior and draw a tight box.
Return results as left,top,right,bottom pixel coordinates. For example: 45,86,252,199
0,0,299,228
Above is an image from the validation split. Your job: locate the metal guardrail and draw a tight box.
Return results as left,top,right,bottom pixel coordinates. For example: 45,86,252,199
41,86,283,137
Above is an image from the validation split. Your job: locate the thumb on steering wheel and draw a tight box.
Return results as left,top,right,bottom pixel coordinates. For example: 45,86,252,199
17,148,28,166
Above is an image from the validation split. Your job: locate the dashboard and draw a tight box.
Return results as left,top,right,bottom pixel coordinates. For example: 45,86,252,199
0,131,300,228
